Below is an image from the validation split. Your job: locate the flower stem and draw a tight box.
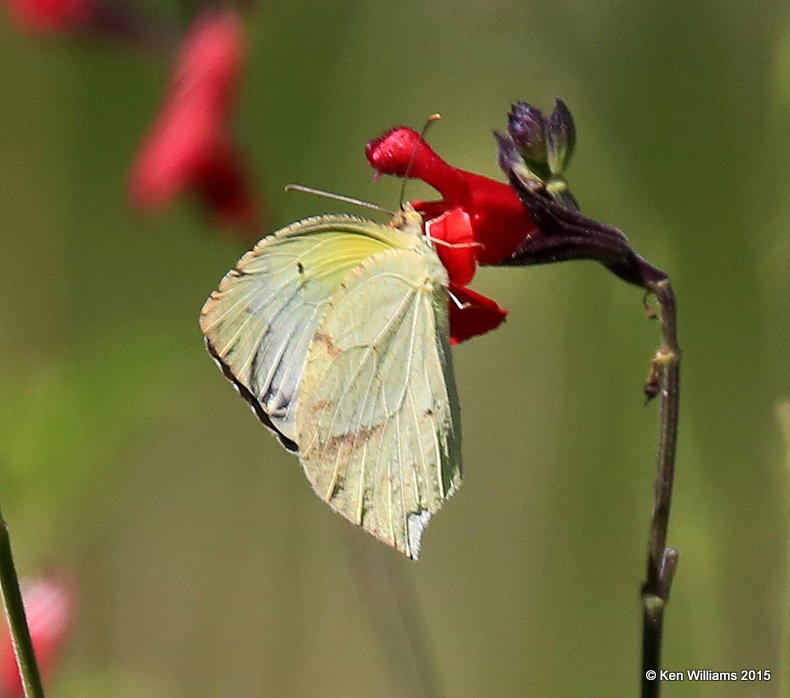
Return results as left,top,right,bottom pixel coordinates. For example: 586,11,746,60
0,509,45,698
638,274,681,698
347,537,442,698
492,152,683,695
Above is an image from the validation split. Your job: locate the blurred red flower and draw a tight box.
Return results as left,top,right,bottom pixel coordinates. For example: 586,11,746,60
366,127,538,343
4,0,93,33
0,577,74,698
130,8,261,236
4,0,156,43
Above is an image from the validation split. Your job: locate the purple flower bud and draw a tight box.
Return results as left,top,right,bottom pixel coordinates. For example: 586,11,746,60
495,130,545,195
546,98,576,175
494,131,519,173
507,102,549,178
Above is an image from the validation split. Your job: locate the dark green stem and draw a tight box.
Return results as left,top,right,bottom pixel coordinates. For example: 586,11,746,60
639,277,681,698
0,510,45,698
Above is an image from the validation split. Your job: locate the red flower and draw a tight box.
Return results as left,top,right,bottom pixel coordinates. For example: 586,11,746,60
4,0,155,43
4,0,93,33
447,285,507,345
0,577,74,698
130,8,261,237
366,127,537,343
366,127,538,265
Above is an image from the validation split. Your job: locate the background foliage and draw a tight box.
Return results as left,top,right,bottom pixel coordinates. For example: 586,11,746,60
1,1,789,695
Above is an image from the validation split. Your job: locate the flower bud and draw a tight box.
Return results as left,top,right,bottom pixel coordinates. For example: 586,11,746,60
494,131,519,173
507,102,550,179
546,98,576,176
494,131,542,192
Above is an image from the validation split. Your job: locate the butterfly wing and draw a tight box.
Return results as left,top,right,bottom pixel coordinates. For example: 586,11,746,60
296,246,462,559
200,215,413,450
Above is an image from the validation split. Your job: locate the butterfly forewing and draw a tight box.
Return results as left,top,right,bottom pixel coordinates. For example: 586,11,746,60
200,216,415,448
296,246,462,559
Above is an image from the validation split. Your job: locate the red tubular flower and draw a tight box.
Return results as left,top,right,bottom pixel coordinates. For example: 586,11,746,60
130,8,261,236
366,127,538,265
4,0,93,33
0,577,75,698
366,127,534,343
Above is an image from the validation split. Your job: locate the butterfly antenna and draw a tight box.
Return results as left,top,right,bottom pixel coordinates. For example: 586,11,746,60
398,113,442,208
285,184,395,215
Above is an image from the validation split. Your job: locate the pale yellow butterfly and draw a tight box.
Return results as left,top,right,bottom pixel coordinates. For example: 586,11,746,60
199,206,461,558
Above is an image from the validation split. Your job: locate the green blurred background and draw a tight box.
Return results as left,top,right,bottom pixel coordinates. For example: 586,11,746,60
2,1,790,695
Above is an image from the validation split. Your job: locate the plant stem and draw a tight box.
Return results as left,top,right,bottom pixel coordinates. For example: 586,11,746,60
639,273,681,698
347,536,442,698
0,509,45,698
497,117,683,698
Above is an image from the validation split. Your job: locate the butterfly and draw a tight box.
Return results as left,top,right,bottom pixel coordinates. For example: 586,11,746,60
199,205,462,559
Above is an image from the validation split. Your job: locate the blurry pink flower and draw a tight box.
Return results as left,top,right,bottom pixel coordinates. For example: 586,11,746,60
0,577,74,698
4,0,156,43
4,0,94,33
130,8,261,236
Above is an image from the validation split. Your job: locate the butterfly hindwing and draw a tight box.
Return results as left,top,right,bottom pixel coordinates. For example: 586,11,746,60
295,245,462,559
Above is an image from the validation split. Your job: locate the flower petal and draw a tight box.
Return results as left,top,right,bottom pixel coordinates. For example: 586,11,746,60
173,8,245,117
5,0,93,33
457,170,539,264
0,576,75,698
130,96,216,209
448,284,507,345
366,126,539,265
128,8,260,235
194,132,260,231
426,207,477,287
365,127,467,200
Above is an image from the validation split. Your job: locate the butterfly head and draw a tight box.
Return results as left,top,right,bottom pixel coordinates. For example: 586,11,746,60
390,202,424,239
